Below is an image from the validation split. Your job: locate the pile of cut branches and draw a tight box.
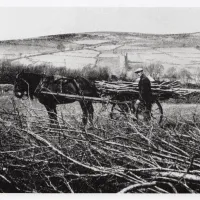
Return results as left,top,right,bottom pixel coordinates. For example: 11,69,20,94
1,97,200,193
95,80,192,100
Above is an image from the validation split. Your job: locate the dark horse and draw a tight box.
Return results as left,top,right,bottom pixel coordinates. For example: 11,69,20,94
14,71,99,126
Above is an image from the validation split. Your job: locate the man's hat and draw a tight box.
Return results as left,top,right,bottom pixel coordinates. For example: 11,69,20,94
134,68,143,73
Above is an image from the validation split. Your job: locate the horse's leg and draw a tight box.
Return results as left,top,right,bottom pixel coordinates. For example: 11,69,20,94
79,101,88,126
86,102,94,126
44,104,58,127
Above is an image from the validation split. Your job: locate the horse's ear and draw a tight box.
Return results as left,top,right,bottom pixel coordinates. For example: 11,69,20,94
16,69,24,79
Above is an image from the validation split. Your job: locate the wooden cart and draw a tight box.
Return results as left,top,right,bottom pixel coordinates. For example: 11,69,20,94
94,80,191,124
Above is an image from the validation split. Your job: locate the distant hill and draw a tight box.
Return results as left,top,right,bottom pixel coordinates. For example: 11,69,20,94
1,31,200,81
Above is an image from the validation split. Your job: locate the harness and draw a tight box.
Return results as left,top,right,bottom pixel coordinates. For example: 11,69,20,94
35,75,83,97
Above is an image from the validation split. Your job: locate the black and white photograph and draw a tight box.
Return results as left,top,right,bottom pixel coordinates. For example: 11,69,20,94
1,1,200,194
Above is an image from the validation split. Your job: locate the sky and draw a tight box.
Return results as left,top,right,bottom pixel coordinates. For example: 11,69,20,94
1,7,200,40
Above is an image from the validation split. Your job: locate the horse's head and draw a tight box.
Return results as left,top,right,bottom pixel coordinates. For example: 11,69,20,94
14,71,42,99
14,71,28,99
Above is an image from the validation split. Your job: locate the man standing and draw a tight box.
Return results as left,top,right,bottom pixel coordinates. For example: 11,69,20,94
135,68,152,121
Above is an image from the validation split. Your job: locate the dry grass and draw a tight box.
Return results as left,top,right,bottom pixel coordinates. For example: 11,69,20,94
162,103,200,121
1,95,200,193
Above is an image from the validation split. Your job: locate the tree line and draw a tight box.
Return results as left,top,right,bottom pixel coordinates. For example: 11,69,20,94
0,60,110,84
0,59,198,87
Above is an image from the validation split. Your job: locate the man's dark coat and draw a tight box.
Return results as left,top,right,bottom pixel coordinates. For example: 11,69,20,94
138,74,152,108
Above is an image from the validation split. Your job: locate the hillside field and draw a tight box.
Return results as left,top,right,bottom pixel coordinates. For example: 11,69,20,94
1,32,200,79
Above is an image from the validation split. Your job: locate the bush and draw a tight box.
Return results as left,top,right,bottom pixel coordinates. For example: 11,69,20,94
82,65,110,81
0,60,110,84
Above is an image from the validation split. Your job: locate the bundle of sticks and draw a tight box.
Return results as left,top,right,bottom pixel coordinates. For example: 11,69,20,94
95,80,193,100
